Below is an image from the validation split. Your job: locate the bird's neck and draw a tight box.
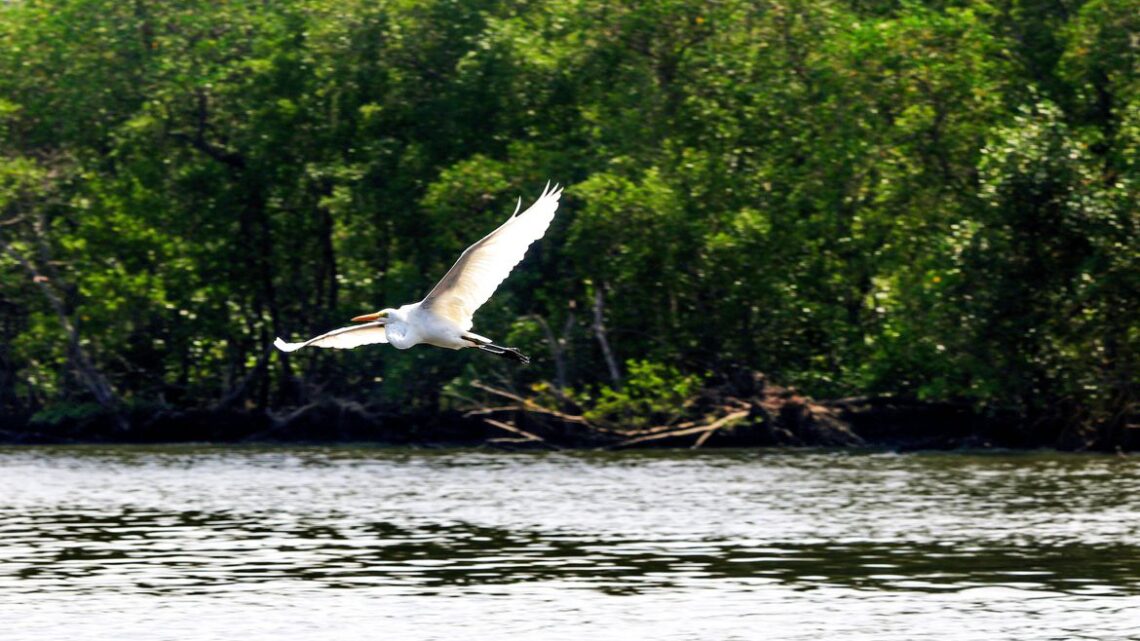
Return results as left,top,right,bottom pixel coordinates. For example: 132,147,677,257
385,318,414,349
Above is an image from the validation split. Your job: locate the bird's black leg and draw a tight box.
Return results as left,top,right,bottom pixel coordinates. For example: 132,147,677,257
468,339,530,364
492,344,530,365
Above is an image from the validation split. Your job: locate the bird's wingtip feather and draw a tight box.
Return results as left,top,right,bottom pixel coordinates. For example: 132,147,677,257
539,180,562,202
273,337,300,353
513,181,563,218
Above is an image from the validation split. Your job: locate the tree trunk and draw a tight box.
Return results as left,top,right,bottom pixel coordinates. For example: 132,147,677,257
532,310,575,394
592,285,621,387
0,236,127,430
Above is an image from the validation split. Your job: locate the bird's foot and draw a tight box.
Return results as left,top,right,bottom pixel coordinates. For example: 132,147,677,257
476,342,530,365
501,347,530,365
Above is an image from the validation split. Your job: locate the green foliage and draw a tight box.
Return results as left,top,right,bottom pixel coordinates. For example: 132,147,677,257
576,360,705,429
29,402,107,427
0,0,1135,439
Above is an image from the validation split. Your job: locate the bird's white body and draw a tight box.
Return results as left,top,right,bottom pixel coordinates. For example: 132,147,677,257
384,303,486,351
274,182,562,362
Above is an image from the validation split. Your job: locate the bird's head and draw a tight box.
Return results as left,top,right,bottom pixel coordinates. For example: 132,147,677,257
351,308,394,323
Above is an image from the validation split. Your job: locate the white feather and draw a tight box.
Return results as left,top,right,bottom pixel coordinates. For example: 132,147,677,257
273,321,387,353
421,182,563,330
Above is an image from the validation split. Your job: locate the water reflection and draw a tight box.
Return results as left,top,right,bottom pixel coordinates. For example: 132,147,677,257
5,507,1139,596
2,447,1138,640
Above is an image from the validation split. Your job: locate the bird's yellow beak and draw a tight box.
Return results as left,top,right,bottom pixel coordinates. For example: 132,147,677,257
351,311,388,322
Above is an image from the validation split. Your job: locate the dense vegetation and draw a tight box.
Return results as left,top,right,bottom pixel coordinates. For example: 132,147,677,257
1,0,1136,445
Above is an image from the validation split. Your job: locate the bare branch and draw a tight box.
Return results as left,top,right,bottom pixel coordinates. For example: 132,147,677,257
611,410,749,450
482,418,561,450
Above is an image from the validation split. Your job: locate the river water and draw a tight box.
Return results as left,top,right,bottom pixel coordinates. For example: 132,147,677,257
1,446,1137,640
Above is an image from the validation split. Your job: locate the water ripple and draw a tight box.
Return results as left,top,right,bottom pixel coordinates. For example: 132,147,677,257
2,446,1139,640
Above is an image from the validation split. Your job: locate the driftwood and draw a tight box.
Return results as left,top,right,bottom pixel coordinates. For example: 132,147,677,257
467,380,601,428
611,410,751,450
464,380,616,448
464,372,866,450
482,418,562,450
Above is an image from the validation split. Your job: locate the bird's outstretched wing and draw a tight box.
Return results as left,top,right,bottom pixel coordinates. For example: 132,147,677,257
421,182,563,330
274,321,387,353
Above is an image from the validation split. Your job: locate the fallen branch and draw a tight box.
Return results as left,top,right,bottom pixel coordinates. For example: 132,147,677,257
470,380,599,427
482,418,561,450
462,405,522,417
610,409,749,450
470,380,530,405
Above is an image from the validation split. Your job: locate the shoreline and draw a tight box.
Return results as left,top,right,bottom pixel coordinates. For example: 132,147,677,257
4,389,1133,453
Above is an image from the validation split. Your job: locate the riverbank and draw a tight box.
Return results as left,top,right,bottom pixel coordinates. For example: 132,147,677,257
3,374,1134,452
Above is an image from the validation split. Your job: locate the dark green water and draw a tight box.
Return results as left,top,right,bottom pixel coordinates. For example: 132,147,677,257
1,446,1138,640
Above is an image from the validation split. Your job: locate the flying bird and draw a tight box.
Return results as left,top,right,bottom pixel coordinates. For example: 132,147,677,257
273,182,563,364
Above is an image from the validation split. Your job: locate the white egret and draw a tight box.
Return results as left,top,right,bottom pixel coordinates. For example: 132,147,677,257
273,182,564,364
